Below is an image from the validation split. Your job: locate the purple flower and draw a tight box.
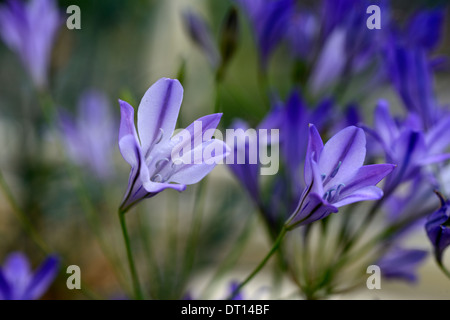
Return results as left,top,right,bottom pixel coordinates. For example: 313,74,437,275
182,10,220,69
226,119,260,205
237,0,293,69
0,0,61,88
363,101,450,195
0,252,59,300
285,125,394,229
407,8,444,52
286,10,317,60
425,194,450,263
118,78,229,212
277,91,333,185
60,90,116,180
383,45,438,129
377,247,427,283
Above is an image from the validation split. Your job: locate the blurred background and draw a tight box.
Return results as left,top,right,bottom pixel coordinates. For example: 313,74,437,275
0,0,450,300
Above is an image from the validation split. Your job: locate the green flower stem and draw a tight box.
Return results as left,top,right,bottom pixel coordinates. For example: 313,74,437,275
227,226,287,300
437,260,450,279
118,209,143,300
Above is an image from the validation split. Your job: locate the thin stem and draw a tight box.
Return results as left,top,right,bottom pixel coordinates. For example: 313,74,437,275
437,260,450,279
118,209,143,300
227,226,287,300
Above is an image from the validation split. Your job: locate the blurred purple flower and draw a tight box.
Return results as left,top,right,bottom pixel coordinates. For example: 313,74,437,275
309,28,347,94
406,8,444,52
283,92,332,183
363,101,450,195
425,193,450,263
0,0,61,89
226,119,260,205
285,125,394,229
0,252,59,300
377,247,427,283
182,10,221,70
308,0,388,93
60,90,116,180
118,78,229,212
383,45,438,129
237,0,293,69
286,10,317,61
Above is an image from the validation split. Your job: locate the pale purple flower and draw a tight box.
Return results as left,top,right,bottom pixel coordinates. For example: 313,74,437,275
0,252,59,300
60,90,116,180
118,78,229,212
0,0,61,88
285,125,394,229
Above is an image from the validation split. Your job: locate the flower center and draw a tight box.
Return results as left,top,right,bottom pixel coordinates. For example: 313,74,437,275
322,183,345,203
149,157,181,183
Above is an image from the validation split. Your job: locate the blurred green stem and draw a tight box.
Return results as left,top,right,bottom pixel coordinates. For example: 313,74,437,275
437,260,450,279
227,226,287,300
200,212,256,298
68,165,129,292
182,178,208,282
118,209,143,300
38,88,128,292
0,169,49,253
0,168,102,299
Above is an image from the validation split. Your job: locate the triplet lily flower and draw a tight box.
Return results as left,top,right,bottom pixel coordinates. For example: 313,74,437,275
0,0,61,88
425,193,450,264
0,252,59,300
118,78,229,212
285,125,394,229
60,90,116,180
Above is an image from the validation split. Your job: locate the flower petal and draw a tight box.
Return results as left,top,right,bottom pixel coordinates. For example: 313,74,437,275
171,113,223,153
319,126,366,187
170,139,230,185
333,186,383,207
304,124,324,185
142,180,186,194
340,164,395,197
309,28,346,94
25,255,59,300
377,247,428,283
425,114,450,155
0,269,11,300
374,100,398,148
118,99,143,167
137,78,183,156
2,252,32,299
